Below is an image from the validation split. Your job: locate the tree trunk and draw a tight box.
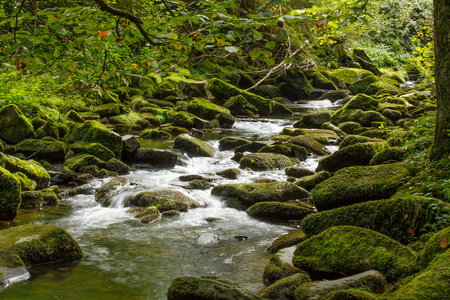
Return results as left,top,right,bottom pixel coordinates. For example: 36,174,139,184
430,0,450,160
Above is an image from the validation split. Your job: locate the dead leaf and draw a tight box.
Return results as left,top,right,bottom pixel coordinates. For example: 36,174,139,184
440,239,447,249
404,213,409,219
409,228,414,234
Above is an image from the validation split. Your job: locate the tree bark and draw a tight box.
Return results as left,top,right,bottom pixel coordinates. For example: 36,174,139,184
430,0,450,160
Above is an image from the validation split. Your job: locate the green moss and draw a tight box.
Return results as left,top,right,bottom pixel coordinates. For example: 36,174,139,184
323,288,379,300
127,207,161,223
365,81,402,96
419,227,450,270
140,129,171,140
329,68,374,85
127,190,201,212
303,69,337,90
343,94,379,111
14,139,67,163
163,126,190,136
259,273,311,299
282,128,340,145
0,104,36,144
258,144,306,160
0,166,22,221
247,201,314,221
263,251,302,283
93,103,124,118
287,135,329,155
173,134,216,157
312,163,408,211
14,172,37,191
302,196,442,245
279,68,313,100
293,111,333,129
285,167,315,178
266,230,308,254
216,168,241,179
218,136,251,151
186,97,230,120
211,181,308,206
70,141,115,162
0,156,50,188
339,135,383,149
65,110,85,123
239,153,297,170
370,147,407,165
63,153,107,173
294,171,330,191
223,94,258,117
108,112,149,130
20,190,43,208
36,120,60,139
106,158,130,175
348,75,379,95
293,226,417,281
353,49,381,76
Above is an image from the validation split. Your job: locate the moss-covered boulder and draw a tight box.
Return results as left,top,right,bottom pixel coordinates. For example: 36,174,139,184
324,289,378,300
370,146,407,165
0,156,50,188
63,153,107,173
0,104,36,144
235,141,267,153
338,121,362,134
279,68,314,100
287,135,329,156
353,49,381,76
263,247,304,283
64,120,122,158
259,273,311,300
303,69,337,90
266,230,308,254
0,224,83,287
70,141,115,162
167,276,263,300
0,166,22,221
339,135,383,149
95,176,128,205
295,270,385,300
293,226,417,280
20,190,43,208
223,94,258,117
294,171,330,191
14,172,37,191
174,134,216,157
365,81,402,96
108,112,149,131
239,153,297,171
258,144,307,160
284,128,340,145
65,110,85,123
312,163,408,211
127,190,201,212
106,158,130,175
133,148,178,168
348,75,379,95
216,168,241,179
380,247,450,299
293,111,333,129
419,227,450,269
302,196,441,245
93,103,124,118
211,181,308,207
285,167,315,178
187,97,230,120
247,201,314,221
316,141,388,172
329,68,374,86
127,207,161,223
14,139,67,163
140,129,171,140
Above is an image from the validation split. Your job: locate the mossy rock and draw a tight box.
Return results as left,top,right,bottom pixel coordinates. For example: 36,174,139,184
293,111,333,129
312,163,408,211
247,201,314,221
20,191,43,208
266,229,308,254
279,68,314,100
365,81,402,96
0,166,22,221
176,79,209,98
216,168,241,179
287,135,329,155
370,146,407,165
324,289,379,300
348,75,379,95
283,128,340,145
317,90,349,102
339,135,383,149
127,207,161,223
235,141,267,153
263,249,304,283
338,121,362,134
65,110,85,123
285,167,315,178
380,247,450,299
163,126,190,136
35,120,60,139
419,227,450,270
258,144,307,160
343,94,379,111
108,112,149,131
381,108,403,121
187,97,230,120
301,196,442,245
239,153,297,171
211,181,308,207
0,156,50,188
0,104,36,144
173,134,216,157
14,139,67,163
223,94,258,117
140,129,171,140
294,171,330,191
172,112,195,129
127,190,201,212
381,71,406,84
295,270,386,300
106,158,130,175
0,224,83,286
42,191,58,205
63,153,107,174
352,49,381,76
93,103,123,118
133,148,179,168
64,120,122,158
14,172,37,191
256,84,284,99
316,141,388,173
259,273,311,300
303,69,337,90
94,177,128,205
167,276,263,300
70,141,115,162
329,68,374,86
293,226,417,281
101,89,120,104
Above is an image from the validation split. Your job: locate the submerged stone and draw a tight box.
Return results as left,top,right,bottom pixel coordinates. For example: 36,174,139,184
127,207,161,223
95,176,129,205
127,190,201,212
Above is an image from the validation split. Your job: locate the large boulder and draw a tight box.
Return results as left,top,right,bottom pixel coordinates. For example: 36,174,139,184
0,224,84,288
287,135,329,155
95,177,129,205
167,276,263,300
211,181,308,207
293,226,417,280
419,226,450,269
174,134,216,157
14,139,67,163
294,171,330,191
0,156,50,188
266,230,308,254
259,273,311,300
302,196,441,245
279,68,313,100
126,190,201,212
303,69,337,90
329,68,374,86
133,148,178,168
64,120,123,158
263,247,304,283
0,104,36,144
187,97,230,120
312,163,408,211
70,141,115,162
0,166,22,221
293,111,333,129
247,201,314,221
223,95,258,117
239,153,297,171
352,49,381,76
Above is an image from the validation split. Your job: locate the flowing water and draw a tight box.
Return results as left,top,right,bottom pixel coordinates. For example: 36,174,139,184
0,100,340,300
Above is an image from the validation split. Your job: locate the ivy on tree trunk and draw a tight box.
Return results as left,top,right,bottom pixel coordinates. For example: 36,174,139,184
430,0,450,160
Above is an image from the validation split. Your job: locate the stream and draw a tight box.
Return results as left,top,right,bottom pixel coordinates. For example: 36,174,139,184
0,99,341,300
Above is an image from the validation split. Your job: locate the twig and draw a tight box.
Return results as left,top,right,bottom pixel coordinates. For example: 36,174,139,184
13,0,27,44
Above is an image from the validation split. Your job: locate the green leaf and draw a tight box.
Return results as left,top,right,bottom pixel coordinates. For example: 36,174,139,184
265,41,276,50
224,46,240,53
284,57,295,64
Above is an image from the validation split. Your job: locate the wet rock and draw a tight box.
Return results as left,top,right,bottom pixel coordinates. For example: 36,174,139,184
61,184,96,197
317,90,349,102
287,135,329,156
263,246,303,283
259,273,311,300
212,181,308,207
205,217,223,222
133,148,178,168
179,174,214,182
247,201,314,221
312,163,408,211
63,154,107,174
303,68,337,90
293,226,417,280
353,48,381,76
197,233,220,243
183,179,212,190
267,230,307,254
0,224,83,288
294,171,330,191
127,190,201,212
187,97,230,120
14,139,67,163
325,289,378,300
369,146,407,165
174,134,216,157
106,158,130,175
167,276,263,300
122,135,141,154
70,141,115,162
0,104,36,144
279,68,313,100
239,153,297,171
285,167,315,178
14,172,37,191
20,191,43,208
0,166,21,221
127,207,161,223
0,156,50,189
338,121,362,134
235,141,267,153
216,168,241,179
329,68,374,86
293,111,333,129
258,143,307,160
218,137,252,151
223,95,259,117
95,176,129,205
